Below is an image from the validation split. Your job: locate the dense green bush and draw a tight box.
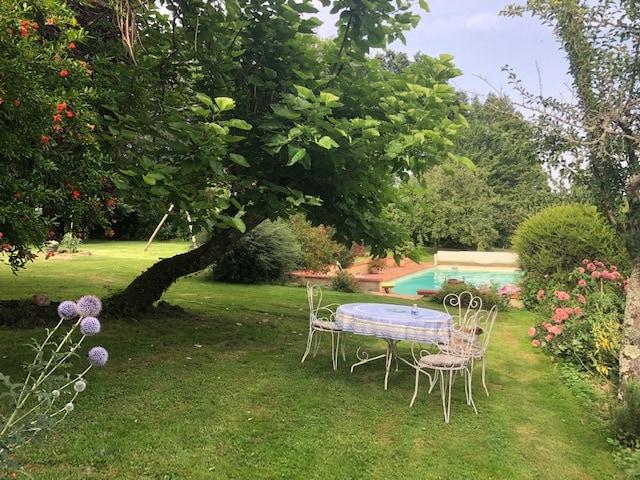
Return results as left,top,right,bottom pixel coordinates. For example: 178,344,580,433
610,381,640,448
330,271,361,293
512,203,628,308
212,220,301,284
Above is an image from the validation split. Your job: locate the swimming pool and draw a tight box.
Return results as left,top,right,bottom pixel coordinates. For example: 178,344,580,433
391,265,521,295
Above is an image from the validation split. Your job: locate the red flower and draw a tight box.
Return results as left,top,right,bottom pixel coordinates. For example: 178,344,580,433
69,41,76,49
21,26,28,37
108,230,115,237
53,114,62,122
76,232,83,238
81,61,87,67
0,232,3,238
21,20,30,27
107,199,115,207
41,134,49,145
56,102,67,112
20,217,27,222
48,231,56,237
60,70,68,77
32,22,39,29
13,99,20,107
13,193,22,199
52,125,61,132
0,97,3,104
66,110,73,118
72,190,80,199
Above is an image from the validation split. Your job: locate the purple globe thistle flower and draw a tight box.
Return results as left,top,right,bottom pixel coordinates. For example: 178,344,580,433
57,301,78,320
80,317,101,336
76,295,102,317
87,346,109,367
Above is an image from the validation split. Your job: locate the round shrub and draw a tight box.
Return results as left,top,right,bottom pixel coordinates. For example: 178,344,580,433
330,271,361,293
512,203,628,307
212,220,301,284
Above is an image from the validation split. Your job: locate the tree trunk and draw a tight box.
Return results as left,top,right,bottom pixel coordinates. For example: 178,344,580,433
620,175,640,394
619,266,640,396
105,213,265,316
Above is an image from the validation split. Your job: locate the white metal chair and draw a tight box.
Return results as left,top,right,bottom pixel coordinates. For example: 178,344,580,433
442,290,483,327
440,306,498,396
409,313,480,423
301,282,345,370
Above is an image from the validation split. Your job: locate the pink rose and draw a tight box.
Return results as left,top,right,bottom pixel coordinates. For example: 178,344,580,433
557,291,570,301
592,271,601,279
532,339,541,347
587,263,596,271
537,289,545,301
528,327,537,336
578,279,587,287
577,267,585,274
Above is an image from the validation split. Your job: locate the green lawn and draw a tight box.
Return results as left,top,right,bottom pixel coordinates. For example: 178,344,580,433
0,242,623,479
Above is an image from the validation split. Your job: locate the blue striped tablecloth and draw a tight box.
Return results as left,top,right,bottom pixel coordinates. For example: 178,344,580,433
335,303,452,343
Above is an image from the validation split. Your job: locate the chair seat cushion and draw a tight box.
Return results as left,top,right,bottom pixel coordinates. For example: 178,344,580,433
313,319,340,330
418,354,467,369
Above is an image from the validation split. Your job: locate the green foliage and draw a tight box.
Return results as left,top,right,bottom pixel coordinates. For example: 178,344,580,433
527,259,627,379
455,94,556,247
330,271,361,293
512,203,628,306
212,220,301,284
58,232,83,253
610,381,640,449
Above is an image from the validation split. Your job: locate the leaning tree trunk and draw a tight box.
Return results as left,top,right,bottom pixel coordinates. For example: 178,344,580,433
105,213,265,316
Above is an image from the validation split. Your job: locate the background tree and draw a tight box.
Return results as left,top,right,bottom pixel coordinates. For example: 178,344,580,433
455,94,555,247
401,163,501,251
503,0,640,388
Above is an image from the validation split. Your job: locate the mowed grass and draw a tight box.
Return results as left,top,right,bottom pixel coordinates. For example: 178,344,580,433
0,242,623,479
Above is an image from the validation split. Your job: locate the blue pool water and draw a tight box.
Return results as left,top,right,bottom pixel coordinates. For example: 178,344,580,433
392,266,521,295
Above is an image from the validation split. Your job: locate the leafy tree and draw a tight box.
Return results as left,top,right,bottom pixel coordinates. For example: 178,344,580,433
0,1,116,271
455,94,555,247
503,0,640,387
405,163,501,251
92,0,469,313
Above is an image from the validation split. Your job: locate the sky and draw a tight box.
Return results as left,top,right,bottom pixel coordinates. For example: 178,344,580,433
315,0,575,101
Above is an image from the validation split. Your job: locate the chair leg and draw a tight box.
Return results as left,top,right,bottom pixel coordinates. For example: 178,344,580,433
410,368,421,407
481,357,489,396
301,329,315,363
440,370,453,423
330,332,338,370
465,368,478,415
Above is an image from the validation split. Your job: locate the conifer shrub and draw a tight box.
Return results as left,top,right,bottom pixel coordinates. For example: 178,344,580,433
212,220,301,283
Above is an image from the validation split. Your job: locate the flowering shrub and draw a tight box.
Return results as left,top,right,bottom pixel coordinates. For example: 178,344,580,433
0,295,108,478
527,259,628,379
0,1,117,272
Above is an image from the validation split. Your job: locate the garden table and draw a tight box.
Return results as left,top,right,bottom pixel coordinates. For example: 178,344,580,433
335,303,452,389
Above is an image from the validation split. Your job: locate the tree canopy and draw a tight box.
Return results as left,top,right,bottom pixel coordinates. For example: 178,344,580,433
2,0,470,312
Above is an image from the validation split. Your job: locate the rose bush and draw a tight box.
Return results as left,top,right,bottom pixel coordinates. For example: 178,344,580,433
528,259,628,379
